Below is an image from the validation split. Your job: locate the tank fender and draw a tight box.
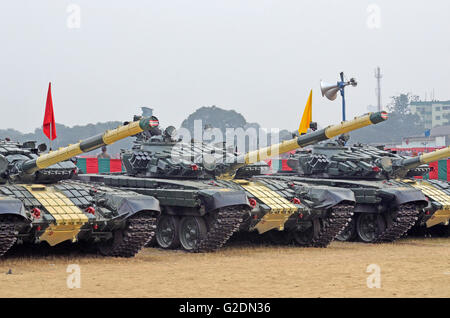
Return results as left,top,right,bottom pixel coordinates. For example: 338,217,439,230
378,188,427,207
99,193,160,218
295,186,355,209
0,198,30,222
198,189,250,211
117,196,161,217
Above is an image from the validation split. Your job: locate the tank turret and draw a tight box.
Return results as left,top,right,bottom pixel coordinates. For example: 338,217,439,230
288,142,450,180
0,116,159,184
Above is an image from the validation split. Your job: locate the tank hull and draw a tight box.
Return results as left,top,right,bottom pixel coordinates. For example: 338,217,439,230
261,175,427,243
239,177,355,247
76,174,251,252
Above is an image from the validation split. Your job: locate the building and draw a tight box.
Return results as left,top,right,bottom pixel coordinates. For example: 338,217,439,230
410,100,450,129
400,125,450,148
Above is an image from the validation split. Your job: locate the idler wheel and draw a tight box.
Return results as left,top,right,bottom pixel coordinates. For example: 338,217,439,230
179,216,207,251
356,213,386,243
156,215,180,249
292,219,320,246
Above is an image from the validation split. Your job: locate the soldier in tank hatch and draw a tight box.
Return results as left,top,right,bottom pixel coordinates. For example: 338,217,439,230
97,146,111,159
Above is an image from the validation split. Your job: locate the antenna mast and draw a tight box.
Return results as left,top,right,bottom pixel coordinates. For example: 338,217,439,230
375,66,383,111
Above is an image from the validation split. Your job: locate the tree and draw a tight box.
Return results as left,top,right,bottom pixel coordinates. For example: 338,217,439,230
180,105,293,151
0,121,132,156
387,93,419,115
349,93,424,144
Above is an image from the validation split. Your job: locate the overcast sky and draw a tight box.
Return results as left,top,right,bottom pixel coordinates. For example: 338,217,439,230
1,0,449,133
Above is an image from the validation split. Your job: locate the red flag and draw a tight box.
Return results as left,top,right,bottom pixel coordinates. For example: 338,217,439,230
43,82,57,140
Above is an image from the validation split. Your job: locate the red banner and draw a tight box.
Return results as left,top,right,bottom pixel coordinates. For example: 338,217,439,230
85,158,99,174
110,159,123,172
43,82,57,140
428,161,439,179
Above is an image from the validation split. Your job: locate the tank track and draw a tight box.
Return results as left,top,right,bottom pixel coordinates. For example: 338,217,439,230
374,203,419,243
0,217,18,257
100,214,157,257
194,206,248,252
310,204,354,248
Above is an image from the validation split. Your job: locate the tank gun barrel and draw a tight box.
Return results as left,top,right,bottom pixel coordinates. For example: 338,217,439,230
21,116,158,174
220,111,388,178
397,146,450,172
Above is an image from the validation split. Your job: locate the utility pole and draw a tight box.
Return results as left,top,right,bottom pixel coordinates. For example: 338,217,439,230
375,66,382,111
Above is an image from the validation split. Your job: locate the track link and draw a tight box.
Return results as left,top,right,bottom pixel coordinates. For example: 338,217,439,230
374,203,419,243
194,207,248,252
99,214,157,257
0,217,18,258
311,204,354,247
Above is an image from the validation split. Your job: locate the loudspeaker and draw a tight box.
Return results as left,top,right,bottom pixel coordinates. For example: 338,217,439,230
320,81,340,101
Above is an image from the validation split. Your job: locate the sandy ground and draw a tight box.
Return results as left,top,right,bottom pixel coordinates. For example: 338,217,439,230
0,238,449,298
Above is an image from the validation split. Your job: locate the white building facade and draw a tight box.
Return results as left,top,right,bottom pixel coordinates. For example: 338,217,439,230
410,100,450,129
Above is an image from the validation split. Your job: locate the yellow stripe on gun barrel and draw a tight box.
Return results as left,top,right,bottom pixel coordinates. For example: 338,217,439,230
36,144,82,169
325,114,373,139
35,121,145,170
419,147,450,164
244,139,300,164
102,121,143,145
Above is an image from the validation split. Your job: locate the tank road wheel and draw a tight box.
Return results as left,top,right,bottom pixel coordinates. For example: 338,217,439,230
98,214,157,257
156,215,180,249
0,216,18,258
293,219,321,246
179,216,207,252
336,217,356,242
356,213,386,243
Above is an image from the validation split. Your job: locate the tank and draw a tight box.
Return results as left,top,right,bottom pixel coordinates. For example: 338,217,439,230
77,111,388,251
0,116,161,258
373,146,450,232
273,138,440,243
294,143,450,232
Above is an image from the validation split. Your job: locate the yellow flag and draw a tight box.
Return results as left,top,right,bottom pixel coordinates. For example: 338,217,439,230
298,90,312,135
